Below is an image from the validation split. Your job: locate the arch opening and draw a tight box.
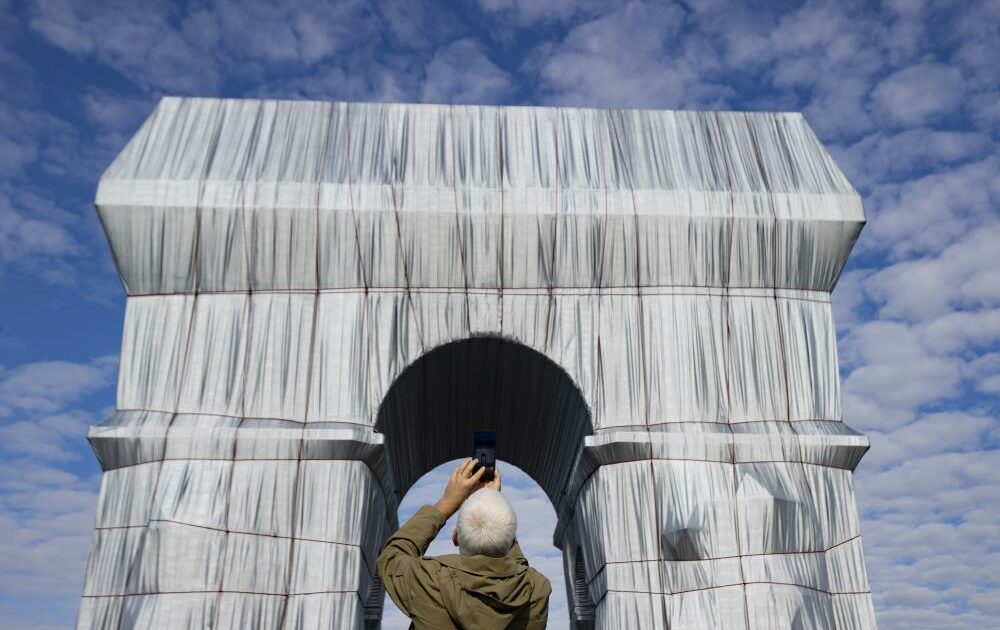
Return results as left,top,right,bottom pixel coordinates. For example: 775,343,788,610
382,459,567,629
375,336,593,507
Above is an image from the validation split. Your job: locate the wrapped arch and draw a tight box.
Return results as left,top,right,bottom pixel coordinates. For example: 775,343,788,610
78,98,876,629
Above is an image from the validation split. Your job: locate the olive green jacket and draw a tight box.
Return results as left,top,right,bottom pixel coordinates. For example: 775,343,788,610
378,505,551,629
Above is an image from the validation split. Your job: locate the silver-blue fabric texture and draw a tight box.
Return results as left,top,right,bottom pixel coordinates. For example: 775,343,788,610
79,97,875,629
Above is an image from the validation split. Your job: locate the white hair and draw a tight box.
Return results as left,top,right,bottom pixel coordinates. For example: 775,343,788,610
456,488,517,557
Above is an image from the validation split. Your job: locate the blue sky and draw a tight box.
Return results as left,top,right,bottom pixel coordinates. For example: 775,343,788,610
0,0,997,628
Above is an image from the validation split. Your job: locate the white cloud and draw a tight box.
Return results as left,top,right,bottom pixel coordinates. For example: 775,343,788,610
0,198,81,270
0,410,95,461
918,308,1000,355
476,0,605,25
754,1,885,138
0,460,99,617
863,157,1000,258
29,0,224,93
802,76,876,140
28,0,377,93
0,93,122,287
0,132,39,178
420,39,513,104
839,109,999,625
856,449,1000,628
835,128,992,191
965,352,1000,394
864,223,1000,320
831,268,873,331
0,354,114,625
952,0,999,126
208,0,372,64
840,301,1000,431
4,0,999,627
81,89,153,133
0,102,45,178
530,1,732,108
843,354,961,431
769,0,882,89
0,355,116,416
863,411,994,471
871,62,966,127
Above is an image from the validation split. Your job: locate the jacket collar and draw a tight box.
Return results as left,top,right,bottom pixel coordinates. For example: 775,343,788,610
433,553,527,578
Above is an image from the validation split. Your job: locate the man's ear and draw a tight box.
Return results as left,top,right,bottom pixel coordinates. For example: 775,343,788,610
452,526,459,548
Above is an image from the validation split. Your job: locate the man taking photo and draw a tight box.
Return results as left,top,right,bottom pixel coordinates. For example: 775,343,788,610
377,460,552,629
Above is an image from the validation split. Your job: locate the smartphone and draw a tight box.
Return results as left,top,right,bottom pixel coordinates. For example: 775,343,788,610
472,431,496,482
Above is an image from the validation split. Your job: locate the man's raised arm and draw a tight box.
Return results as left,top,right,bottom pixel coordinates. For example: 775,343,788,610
376,458,487,614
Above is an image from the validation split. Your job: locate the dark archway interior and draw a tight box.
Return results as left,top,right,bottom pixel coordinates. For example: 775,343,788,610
375,336,593,505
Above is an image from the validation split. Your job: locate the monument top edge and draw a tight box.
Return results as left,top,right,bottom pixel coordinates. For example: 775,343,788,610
97,94,863,215
155,95,808,119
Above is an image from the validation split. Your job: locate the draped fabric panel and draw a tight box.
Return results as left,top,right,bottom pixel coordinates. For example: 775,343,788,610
96,99,863,296
81,98,875,629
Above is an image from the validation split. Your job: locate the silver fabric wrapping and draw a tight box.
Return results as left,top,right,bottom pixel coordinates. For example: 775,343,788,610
96,99,863,296
81,98,875,629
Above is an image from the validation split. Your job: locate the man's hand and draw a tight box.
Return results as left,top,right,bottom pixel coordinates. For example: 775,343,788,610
483,464,501,492
434,458,486,519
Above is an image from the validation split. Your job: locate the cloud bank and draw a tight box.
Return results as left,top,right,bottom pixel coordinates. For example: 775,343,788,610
0,0,996,627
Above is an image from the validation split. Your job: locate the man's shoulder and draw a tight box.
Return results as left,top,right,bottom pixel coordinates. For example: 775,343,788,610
426,553,550,597
527,567,552,598
426,553,464,572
